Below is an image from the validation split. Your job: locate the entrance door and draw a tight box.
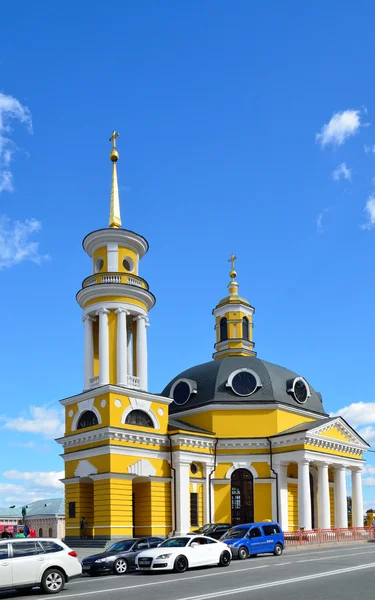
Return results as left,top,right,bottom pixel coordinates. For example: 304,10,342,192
231,469,254,525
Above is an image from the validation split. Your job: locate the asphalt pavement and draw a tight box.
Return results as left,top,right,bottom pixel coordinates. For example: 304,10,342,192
2,543,375,600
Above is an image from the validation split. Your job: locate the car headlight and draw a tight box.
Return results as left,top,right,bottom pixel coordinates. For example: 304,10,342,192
95,557,112,563
156,553,172,559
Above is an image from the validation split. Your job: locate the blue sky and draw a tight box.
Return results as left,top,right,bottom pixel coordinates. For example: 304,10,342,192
1,1,375,510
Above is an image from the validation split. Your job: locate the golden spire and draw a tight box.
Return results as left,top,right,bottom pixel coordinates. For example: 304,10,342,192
109,130,122,228
227,253,239,296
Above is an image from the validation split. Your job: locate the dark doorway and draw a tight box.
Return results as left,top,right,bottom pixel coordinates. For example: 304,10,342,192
231,469,254,525
310,472,315,529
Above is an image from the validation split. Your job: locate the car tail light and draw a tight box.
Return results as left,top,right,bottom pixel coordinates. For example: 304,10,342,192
68,551,78,557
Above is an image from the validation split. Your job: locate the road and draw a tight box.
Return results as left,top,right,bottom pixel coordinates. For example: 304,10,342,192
2,543,375,600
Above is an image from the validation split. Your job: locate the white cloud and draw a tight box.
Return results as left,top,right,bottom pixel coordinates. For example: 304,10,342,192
358,426,375,443
2,405,64,439
0,470,64,505
0,216,49,269
331,401,375,427
364,144,375,154
316,109,361,147
316,213,323,234
0,92,32,193
361,194,375,230
332,162,352,181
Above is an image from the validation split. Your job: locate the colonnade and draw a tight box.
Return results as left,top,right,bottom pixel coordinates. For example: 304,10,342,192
83,309,149,391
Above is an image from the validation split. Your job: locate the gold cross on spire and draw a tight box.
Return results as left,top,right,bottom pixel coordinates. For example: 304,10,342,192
228,253,237,280
109,130,119,148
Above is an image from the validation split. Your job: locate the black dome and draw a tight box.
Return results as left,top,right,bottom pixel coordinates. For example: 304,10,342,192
162,356,327,416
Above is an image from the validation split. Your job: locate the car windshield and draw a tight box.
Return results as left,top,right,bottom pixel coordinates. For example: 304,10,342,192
158,537,189,548
106,540,135,552
221,527,249,539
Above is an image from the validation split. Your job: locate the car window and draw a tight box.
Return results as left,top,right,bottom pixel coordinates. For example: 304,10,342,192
221,527,248,539
107,541,135,552
216,525,230,531
158,537,189,548
12,541,44,557
40,541,64,553
134,540,149,550
206,538,217,544
248,527,262,538
262,524,280,536
0,545,8,559
190,537,208,545
149,538,162,547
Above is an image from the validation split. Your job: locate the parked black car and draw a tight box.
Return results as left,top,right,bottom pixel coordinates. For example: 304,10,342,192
81,537,164,575
191,524,232,540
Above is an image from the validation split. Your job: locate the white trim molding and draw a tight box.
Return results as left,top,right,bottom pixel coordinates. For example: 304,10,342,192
225,462,259,478
71,398,102,431
121,398,160,429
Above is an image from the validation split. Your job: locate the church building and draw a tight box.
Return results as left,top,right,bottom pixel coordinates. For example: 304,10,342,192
58,133,368,540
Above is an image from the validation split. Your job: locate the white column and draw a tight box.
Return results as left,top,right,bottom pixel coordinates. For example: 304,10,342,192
107,242,118,272
274,463,288,531
174,458,191,534
97,308,110,385
298,459,312,530
203,463,214,524
317,462,331,529
351,467,364,527
115,308,128,386
136,315,148,390
83,315,94,390
334,465,348,528
127,320,133,377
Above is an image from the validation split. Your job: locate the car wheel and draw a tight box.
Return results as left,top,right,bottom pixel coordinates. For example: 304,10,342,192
41,568,65,594
273,543,283,556
219,550,231,567
174,555,188,573
238,546,248,560
113,558,128,575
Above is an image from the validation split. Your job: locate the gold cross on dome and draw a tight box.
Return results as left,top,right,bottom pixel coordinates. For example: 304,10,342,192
109,130,119,148
228,253,237,271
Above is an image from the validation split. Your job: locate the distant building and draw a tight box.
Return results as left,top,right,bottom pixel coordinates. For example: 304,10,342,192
0,498,64,538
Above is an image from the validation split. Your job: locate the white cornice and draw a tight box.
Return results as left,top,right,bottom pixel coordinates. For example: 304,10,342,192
83,229,148,258
57,425,167,449
170,434,215,450
77,283,155,310
59,385,172,407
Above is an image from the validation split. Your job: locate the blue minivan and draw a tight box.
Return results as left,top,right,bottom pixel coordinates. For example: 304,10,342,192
220,522,284,559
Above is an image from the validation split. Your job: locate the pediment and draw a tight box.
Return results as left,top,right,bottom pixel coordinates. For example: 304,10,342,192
308,417,369,447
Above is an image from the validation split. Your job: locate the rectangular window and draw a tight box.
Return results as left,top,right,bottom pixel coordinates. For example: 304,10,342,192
12,541,42,558
190,493,199,527
68,502,76,518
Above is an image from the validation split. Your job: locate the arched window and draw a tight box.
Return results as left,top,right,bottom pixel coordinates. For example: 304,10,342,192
125,410,154,428
242,317,249,341
77,411,98,430
48,527,53,538
220,317,228,342
231,468,254,525
39,528,43,537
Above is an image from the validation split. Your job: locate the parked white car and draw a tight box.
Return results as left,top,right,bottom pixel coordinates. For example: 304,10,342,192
0,538,82,594
135,535,232,572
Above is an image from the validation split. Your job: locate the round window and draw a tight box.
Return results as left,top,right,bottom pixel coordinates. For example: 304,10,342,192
122,257,134,272
172,381,191,405
231,371,258,396
294,379,308,403
190,464,198,475
95,257,104,272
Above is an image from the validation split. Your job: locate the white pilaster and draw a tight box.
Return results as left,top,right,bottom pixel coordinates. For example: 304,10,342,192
317,462,330,530
97,308,110,385
351,467,364,527
298,459,312,530
127,321,133,377
115,308,128,386
83,315,94,390
107,242,118,272
334,466,348,528
136,315,148,390
203,463,214,524
274,463,288,531
174,458,191,534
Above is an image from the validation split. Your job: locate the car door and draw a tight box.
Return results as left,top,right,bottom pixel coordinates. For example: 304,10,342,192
130,539,150,567
10,541,46,585
246,527,264,554
0,543,12,588
206,538,221,564
188,537,210,567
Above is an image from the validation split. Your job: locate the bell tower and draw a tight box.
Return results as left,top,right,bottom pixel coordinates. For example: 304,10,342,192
76,131,155,391
212,254,256,360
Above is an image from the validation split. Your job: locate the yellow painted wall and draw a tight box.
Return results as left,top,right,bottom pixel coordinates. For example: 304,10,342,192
93,319,99,377
65,482,94,538
254,483,272,521
118,247,138,275
83,296,148,311
320,427,351,442
288,483,298,531
277,412,315,432
329,487,335,527
252,463,270,478
214,484,231,522
93,247,107,272
93,478,133,538
108,310,117,385
287,464,298,479
133,480,171,536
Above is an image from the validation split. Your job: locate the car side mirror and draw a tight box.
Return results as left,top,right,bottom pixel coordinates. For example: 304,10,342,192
191,542,199,548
